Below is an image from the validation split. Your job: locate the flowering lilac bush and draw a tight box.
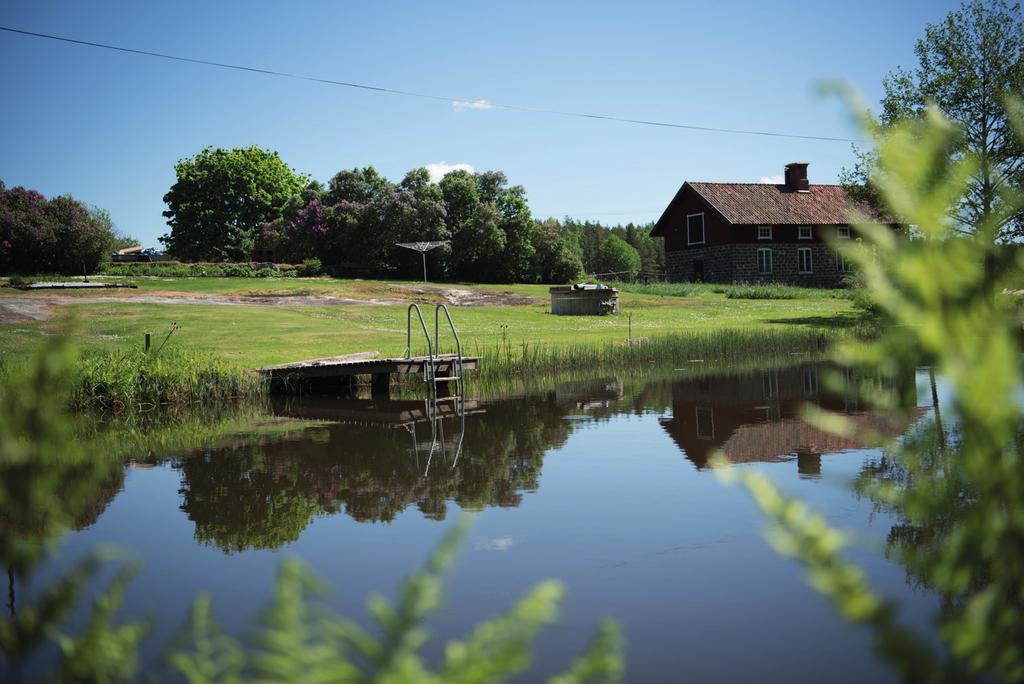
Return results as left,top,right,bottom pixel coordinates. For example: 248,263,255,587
0,183,114,275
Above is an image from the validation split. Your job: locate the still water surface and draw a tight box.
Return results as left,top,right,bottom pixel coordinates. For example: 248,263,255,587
30,363,943,683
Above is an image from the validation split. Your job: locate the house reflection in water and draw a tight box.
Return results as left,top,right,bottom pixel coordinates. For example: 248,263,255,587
660,364,920,475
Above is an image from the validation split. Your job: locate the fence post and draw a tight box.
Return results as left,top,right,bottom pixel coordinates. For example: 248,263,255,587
145,332,151,353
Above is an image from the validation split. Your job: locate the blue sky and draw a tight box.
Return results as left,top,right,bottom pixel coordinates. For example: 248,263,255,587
1,0,960,247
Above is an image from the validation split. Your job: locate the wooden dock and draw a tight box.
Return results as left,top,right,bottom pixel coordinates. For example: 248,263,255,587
256,352,479,395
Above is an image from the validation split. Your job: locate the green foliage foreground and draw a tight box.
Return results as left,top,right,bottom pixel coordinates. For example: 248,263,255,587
720,101,1024,682
0,340,623,683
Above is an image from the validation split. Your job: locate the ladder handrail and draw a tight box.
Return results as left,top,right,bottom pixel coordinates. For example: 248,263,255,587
434,303,464,395
405,304,435,384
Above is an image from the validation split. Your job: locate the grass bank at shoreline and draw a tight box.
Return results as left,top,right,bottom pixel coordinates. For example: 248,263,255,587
0,276,862,365
0,276,866,410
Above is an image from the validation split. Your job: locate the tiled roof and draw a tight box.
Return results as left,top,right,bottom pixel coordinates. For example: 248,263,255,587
686,182,886,226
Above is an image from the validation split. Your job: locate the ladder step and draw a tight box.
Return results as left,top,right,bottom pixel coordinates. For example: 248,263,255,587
433,376,460,382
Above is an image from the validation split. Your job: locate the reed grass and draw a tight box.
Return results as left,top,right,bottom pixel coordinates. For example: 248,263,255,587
472,327,834,382
462,350,828,401
73,346,265,413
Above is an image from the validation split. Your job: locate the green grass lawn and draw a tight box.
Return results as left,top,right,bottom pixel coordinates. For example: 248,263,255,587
0,277,861,368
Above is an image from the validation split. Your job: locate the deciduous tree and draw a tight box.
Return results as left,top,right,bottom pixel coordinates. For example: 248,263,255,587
598,235,642,281
161,146,307,261
843,0,1024,239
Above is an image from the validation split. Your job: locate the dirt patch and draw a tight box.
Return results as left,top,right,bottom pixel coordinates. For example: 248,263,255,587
396,285,539,307
0,284,538,324
0,299,53,324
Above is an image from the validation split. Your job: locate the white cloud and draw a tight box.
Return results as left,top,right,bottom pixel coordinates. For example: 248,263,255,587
475,537,516,552
452,99,494,112
759,174,785,184
425,161,475,183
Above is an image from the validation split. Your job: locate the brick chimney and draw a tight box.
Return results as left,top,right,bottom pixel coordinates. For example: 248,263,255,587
784,162,810,192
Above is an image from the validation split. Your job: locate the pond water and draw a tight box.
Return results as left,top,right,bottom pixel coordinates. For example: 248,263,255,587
17,362,945,683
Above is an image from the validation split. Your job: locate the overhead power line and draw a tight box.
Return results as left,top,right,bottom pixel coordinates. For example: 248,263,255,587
0,25,863,144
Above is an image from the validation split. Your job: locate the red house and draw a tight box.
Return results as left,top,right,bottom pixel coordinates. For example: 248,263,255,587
650,162,894,286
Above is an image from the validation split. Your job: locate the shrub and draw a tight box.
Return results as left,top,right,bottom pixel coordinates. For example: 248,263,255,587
0,186,114,275
299,257,322,277
96,262,299,278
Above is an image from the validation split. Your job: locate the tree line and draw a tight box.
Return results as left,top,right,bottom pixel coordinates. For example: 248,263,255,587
160,146,663,283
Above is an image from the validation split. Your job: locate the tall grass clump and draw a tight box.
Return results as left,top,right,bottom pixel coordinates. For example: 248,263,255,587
74,347,265,412
608,281,700,297
722,282,853,300
475,327,833,381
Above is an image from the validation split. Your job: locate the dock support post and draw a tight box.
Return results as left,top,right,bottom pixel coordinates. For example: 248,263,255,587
371,373,391,398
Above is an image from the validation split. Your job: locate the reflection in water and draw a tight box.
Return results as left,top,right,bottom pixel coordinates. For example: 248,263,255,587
2,364,923,560
660,364,922,474
176,391,578,552
4,362,943,682
167,365,922,553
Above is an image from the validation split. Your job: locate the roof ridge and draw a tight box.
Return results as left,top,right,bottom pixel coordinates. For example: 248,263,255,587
688,180,845,187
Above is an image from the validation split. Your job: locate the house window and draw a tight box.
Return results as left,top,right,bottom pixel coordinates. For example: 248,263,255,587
687,213,705,245
798,247,813,274
798,226,812,240
757,226,773,240
837,226,851,239
757,248,772,275
696,406,715,440
837,251,851,273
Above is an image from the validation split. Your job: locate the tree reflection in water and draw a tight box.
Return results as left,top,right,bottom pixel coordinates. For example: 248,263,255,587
176,390,578,552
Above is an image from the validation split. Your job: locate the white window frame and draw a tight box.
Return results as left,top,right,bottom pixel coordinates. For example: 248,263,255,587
757,247,773,275
686,212,705,246
837,226,852,239
798,226,813,240
798,247,813,274
757,225,773,240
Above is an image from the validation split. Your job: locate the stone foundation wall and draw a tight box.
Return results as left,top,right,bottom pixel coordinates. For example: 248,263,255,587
666,243,847,287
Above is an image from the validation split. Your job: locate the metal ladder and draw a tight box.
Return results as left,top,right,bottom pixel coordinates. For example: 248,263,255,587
407,391,467,477
405,303,465,398
433,304,465,397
